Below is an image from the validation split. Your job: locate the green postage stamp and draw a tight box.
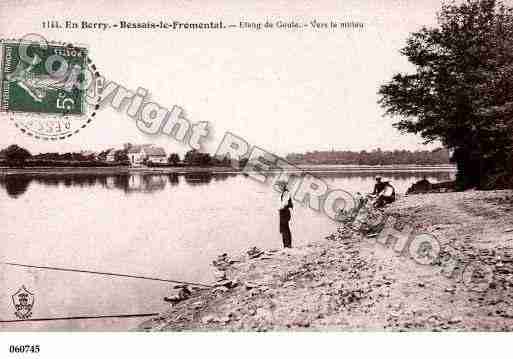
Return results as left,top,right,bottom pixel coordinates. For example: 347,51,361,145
0,38,98,140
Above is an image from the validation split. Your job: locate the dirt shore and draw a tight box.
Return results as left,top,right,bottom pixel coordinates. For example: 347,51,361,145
139,190,513,331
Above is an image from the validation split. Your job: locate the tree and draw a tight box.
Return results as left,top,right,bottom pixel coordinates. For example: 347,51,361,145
3,145,31,167
114,149,129,163
239,158,249,169
378,0,513,189
284,148,450,165
183,150,196,165
184,150,212,166
61,153,73,161
97,149,110,162
168,153,180,165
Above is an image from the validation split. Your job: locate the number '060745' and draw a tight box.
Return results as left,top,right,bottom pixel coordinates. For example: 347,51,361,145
9,345,40,353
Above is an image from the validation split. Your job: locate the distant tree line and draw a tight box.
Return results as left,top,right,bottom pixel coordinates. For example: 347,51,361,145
0,145,234,168
179,150,232,167
285,148,451,166
0,144,450,168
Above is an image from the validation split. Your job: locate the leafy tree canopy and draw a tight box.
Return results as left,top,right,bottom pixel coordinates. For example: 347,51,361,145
2,144,31,165
378,0,513,189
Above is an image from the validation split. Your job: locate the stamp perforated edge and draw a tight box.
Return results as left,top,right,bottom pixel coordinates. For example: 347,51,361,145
0,37,101,140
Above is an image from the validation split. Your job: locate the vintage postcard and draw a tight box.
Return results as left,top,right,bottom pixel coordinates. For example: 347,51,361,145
0,0,511,356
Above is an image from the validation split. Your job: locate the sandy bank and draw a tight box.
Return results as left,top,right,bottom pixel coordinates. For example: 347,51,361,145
139,190,513,331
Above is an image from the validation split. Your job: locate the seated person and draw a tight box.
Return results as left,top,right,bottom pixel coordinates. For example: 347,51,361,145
372,177,386,195
373,178,396,208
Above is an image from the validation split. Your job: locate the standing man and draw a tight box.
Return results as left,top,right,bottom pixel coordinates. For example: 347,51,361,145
277,181,293,248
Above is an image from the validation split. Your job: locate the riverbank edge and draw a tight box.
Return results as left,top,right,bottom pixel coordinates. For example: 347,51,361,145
0,164,456,176
0,166,238,175
137,189,513,331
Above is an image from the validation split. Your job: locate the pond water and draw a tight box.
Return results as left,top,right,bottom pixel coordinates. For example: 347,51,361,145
0,168,454,330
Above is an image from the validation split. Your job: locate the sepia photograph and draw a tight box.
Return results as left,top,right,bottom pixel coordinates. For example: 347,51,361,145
0,0,512,356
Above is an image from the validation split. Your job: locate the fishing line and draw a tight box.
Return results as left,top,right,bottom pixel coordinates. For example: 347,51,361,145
0,312,159,323
1,261,213,288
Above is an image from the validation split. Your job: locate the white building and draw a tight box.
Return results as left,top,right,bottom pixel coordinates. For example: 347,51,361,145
127,146,145,166
127,145,167,166
145,146,167,164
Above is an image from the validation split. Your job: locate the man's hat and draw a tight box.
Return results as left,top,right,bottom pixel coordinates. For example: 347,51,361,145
275,180,288,190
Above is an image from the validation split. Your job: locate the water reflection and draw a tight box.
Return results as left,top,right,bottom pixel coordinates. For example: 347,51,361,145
168,173,179,185
2,175,31,198
184,172,213,186
0,172,241,198
316,171,453,182
0,170,453,199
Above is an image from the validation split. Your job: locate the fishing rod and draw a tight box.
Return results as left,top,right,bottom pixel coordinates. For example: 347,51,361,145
1,261,213,288
0,312,159,323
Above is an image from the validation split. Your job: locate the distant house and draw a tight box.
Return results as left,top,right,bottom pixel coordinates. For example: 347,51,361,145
105,149,117,163
127,146,145,166
145,146,167,164
127,145,167,166
80,150,98,160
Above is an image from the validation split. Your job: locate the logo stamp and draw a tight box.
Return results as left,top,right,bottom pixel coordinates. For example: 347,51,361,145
11,285,35,319
0,34,100,140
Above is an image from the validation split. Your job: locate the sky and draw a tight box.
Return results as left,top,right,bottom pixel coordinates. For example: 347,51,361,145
0,0,448,156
